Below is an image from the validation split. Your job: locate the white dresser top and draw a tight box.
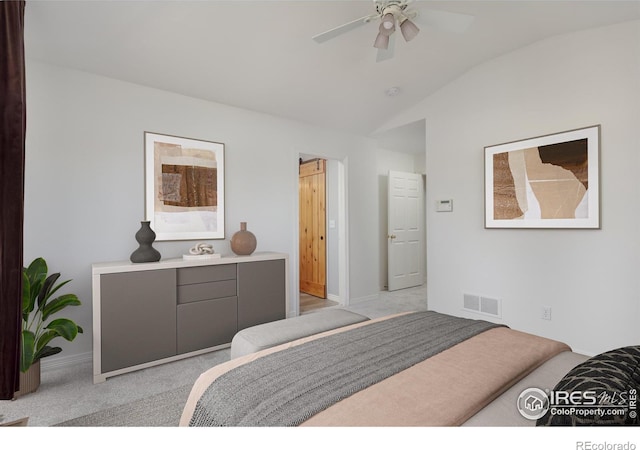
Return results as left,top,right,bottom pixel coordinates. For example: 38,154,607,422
92,252,288,275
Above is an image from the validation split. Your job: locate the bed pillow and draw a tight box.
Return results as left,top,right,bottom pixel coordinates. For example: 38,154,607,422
536,345,639,426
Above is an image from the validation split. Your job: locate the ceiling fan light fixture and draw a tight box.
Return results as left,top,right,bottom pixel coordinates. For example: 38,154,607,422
379,13,396,37
400,18,420,42
373,32,389,50
381,12,395,30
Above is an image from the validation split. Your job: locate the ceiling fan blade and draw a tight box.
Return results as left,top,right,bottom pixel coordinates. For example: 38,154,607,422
376,33,396,62
414,9,475,33
313,14,378,43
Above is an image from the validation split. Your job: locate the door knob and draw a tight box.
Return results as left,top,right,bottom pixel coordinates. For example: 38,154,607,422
388,234,396,240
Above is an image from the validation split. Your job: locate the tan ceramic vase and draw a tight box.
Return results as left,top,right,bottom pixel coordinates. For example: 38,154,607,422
230,222,257,255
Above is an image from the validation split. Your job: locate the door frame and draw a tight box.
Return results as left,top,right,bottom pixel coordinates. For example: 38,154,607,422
292,154,349,316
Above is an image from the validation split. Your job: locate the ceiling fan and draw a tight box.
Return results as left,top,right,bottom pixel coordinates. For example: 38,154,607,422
312,0,475,62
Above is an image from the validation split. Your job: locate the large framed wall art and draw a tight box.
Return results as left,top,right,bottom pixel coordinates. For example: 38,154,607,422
145,132,225,240
485,125,600,229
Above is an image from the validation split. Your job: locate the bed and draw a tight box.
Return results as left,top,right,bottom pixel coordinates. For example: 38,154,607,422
179,310,589,427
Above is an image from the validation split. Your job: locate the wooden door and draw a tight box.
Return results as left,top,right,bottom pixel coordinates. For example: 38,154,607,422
299,159,326,298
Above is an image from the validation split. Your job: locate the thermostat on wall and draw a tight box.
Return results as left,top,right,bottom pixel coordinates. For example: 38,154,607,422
436,199,453,212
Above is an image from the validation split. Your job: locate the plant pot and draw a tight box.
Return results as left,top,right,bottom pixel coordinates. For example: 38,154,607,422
14,360,40,399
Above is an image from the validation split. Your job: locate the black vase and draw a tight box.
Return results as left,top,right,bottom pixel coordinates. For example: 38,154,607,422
130,221,161,263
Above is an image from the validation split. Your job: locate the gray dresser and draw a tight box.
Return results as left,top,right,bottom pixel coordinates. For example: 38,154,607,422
92,252,288,383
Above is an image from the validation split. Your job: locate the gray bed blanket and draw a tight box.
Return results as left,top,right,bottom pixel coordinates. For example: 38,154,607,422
189,311,505,426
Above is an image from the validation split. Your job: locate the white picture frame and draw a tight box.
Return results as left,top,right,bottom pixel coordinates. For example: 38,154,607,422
144,132,225,240
484,125,600,229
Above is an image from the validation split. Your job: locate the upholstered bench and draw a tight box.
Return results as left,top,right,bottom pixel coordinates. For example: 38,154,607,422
230,309,370,359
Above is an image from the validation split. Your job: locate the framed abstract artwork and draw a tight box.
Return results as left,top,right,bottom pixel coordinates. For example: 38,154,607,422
485,125,600,229
144,132,225,240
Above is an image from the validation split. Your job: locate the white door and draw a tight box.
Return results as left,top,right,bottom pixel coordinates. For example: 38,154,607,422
387,171,425,291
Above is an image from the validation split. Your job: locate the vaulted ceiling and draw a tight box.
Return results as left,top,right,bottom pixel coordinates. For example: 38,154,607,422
25,1,640,145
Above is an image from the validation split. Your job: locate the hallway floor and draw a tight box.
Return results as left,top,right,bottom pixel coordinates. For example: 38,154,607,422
299,292,338,313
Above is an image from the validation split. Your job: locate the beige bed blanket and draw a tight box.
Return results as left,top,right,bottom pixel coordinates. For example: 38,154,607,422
180,313,570,426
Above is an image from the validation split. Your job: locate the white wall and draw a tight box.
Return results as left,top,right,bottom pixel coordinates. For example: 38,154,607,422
24,61,409,362
379,20,640,356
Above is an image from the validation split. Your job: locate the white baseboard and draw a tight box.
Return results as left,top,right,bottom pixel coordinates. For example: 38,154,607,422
40,351,92,372
327,293,341,303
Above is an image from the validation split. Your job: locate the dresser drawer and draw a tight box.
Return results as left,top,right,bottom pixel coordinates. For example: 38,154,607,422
177,264,236,285
177,296,238,354
177,279,237,304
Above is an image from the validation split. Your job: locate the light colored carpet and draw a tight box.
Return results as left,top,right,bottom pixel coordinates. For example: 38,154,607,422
0,348,232,426
54,385,192,426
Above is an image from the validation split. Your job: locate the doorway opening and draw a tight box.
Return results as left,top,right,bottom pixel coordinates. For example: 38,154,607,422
297,155,348,315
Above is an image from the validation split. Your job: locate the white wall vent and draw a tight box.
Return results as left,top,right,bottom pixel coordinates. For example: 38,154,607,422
463,293,480,311
463,293,502,318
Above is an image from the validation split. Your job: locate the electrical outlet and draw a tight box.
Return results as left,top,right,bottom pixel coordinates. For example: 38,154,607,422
541,306,552,321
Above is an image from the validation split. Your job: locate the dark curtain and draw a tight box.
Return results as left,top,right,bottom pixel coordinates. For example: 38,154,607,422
0,1,26,400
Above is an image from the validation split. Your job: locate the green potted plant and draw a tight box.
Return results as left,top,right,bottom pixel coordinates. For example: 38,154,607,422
18,257,83,396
